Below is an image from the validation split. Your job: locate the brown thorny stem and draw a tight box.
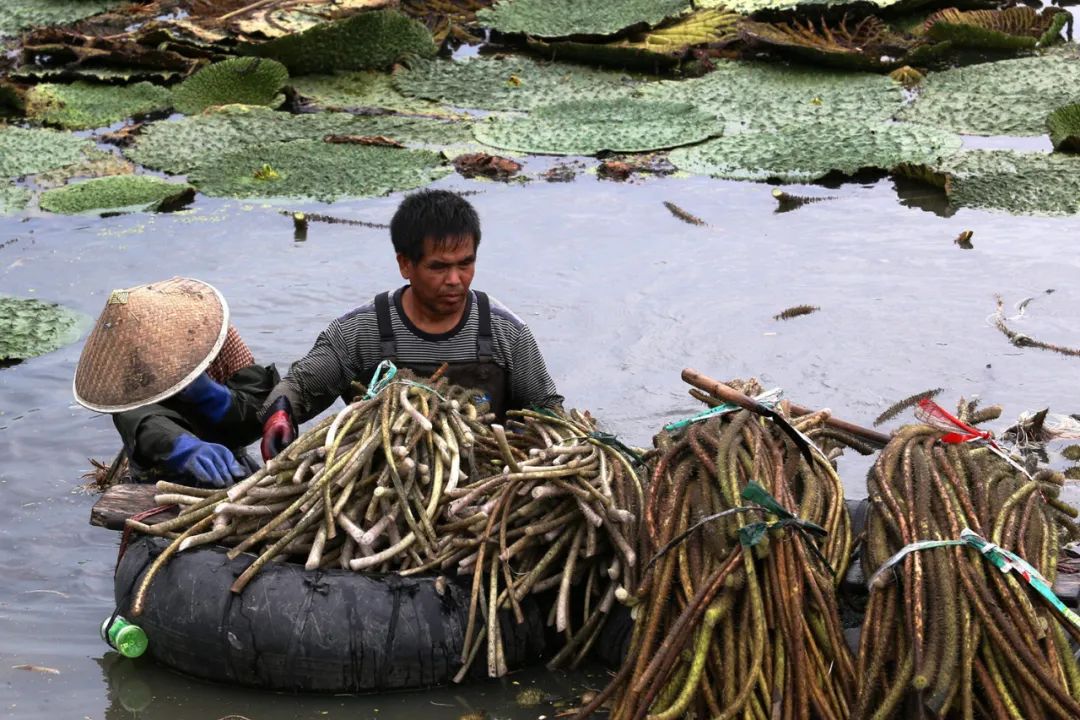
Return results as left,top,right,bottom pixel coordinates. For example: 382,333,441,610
857,419,1080,720
125,370,644,682
580,387,858,720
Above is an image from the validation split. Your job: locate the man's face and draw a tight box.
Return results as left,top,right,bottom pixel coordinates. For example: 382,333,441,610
398,234,477,317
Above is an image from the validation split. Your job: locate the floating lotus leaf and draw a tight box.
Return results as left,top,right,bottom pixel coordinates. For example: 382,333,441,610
473,98,717,155
401,0,491,44
291,71,463,116
669,121,962,182
740,15,917,71
186,139,450,201
126,105,473,174
11,66,184,85
39,176,193,214
24,82,173,131
247,10,437,75
394,55,638,111
0,0,122,38
477,0,690,38
638,60,903,132
0,126,92,179
1048,103,1080,153
172,58,289,115
924,7,1068,50
0,296,90,361
698,0,923,15
231,0,392,40
0,186,32,216
897,51,1080,135
33,147,134,189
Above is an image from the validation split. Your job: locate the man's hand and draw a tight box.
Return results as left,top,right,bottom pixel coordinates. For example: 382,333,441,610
261,396,297,461
176,372,232,423
165,434,246,488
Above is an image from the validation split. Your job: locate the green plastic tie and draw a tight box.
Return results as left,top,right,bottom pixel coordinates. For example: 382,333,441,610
664,388,783,432
738,482,832,575
364,360,398,399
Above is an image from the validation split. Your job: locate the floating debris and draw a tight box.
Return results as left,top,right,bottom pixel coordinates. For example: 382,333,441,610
661,200,705,226
541,162,579,182
771,187,834,212
292,212,308,241
172,58,289,116
773,304,820,320
98,122,144,149
452,153,522,181
954,229,974,249
0,296,88,361
873,388,944,426
277,211,389,229
515,687,546,707
0,187,32,216
11,664,60,675
0,0,122,39
992,294,1080,357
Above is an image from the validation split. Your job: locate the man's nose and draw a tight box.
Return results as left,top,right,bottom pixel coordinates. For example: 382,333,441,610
446,268,462,285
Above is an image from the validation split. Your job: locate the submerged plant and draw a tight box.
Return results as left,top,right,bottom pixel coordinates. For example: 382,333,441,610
172,57,289,115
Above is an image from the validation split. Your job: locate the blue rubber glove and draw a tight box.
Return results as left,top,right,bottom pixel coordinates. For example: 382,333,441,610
176,372,232,424
165,434,246,488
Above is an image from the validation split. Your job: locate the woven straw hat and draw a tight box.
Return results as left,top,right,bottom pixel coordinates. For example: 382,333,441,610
73,277,229,413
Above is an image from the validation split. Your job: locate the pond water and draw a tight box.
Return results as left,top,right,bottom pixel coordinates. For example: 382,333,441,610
2,159,1080,718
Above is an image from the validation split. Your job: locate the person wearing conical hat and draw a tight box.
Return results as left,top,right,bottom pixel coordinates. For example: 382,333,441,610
74,277,279,488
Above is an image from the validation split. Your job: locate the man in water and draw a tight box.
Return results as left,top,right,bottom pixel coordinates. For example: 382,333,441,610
74,277,278,487
260,189,562,459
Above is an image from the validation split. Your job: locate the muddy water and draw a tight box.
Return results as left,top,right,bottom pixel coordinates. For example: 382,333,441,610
2,167,1080,718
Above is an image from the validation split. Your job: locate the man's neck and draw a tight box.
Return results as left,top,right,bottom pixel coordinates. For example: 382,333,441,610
400,286,467,335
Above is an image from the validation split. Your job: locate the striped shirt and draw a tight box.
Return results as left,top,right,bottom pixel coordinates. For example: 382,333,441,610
267,287,563,422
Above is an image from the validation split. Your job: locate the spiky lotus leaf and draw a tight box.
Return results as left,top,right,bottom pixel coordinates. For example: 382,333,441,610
0,126,92,179
669,121,962,182
291,71,464,116
473,98,717,155
33,147,134,190
638,59,903,132
393,55,639,111
889,65,924,87
897,51,1080,135
11,66,184,85
697,0,928,15
230,0,392,40
0,186,32,216
126,105,473,174
186,139,449,201
0,0,122,39
0,296,90,361
172,58,289,115
924,7,1068,50
740,15,915,71
477,0,691,39
39,176,193,214
1048,104,1080,153
24,81,173,131
246,10,437,75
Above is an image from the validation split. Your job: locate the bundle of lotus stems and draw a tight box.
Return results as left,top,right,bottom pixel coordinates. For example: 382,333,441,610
582,376,857,720
856,398,1080,720
125,368,642,680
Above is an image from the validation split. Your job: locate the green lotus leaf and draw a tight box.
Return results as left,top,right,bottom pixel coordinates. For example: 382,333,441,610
477,0,691,38
394,55,639,111
25,82,173,131
473,98,717,155
0,0,122,39
0,186,32,216
173,58,289,115
11,66,184,85
897,50,1080,135
0,296,91,361
39,175,194,214
186,139,450,202
246,10,437,75
0,126,93,179
126,105,473,174
1048,103,1080,153
291,71,464,116
924,7,1068,51
669,121,962,182
740,16,917,71
33,147,134,190
638,60,904,132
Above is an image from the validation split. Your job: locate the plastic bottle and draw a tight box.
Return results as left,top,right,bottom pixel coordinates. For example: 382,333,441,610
100,616,148,659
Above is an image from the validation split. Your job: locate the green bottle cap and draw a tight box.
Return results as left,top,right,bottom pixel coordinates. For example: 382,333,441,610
101,616,148,659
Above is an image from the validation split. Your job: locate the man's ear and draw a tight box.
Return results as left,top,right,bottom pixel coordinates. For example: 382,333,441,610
396,253,412,281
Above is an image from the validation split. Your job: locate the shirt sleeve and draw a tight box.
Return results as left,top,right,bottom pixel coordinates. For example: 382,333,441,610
113,404,193,468
508,324,564,410
261,322,356,423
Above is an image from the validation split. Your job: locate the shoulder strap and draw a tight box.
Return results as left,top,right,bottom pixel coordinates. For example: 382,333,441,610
475,291,493,362
374,291,397,359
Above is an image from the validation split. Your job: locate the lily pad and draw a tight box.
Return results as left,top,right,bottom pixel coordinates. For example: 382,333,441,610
0,126,92,179
638,60,904,132
0,296,90,361
11,66,184,85
186,139,450,202
1048,103,1080,153
897,51,1080,136
0,0,122,39
25,82,173,131
173,58,289,115
126,105,473,174
924,7,1067,51
394,55,639,111
473,98,717,155
0,186,32,216
291,71,463,116
33,147,134,189
39,176,194,214
740,16,917,71
477,0,691,38
247,10,437,75
669,121,962,182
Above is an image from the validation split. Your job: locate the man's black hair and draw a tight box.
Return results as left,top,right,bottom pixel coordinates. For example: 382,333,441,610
390,189,481,263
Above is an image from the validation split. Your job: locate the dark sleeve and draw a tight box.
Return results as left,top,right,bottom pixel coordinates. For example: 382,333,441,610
508,324,564,410
213,363,281,448
260,322,357,423
113,404,194,469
